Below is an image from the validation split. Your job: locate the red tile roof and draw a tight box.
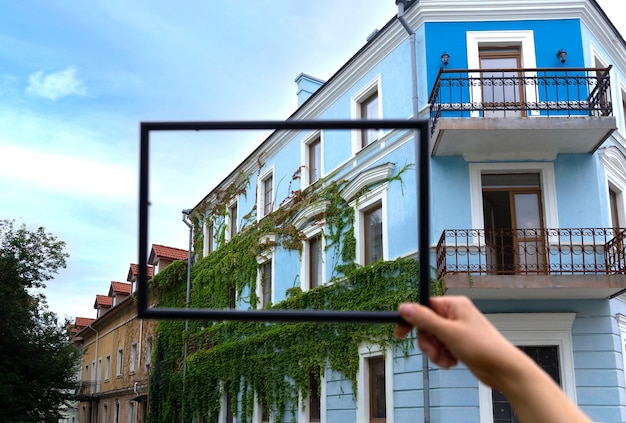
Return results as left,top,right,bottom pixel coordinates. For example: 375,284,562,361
109,281,132,296
94,294,112,308
127,263,154,281
150,244,189,261
75,317,95,328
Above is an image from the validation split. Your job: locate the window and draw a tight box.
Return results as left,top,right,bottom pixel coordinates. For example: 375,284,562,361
479,47,524,118
103,404,108,423
466,31,538,117
145,337,153,371
205,222,214,256
116,348,123,377
259,260,272,307
130,343,138,374
228,201,238,240
308,135,322,185
352,77,382,152
368,356,386,422
363,203,383,265
478,313,576,423
469,163,558,234
220,381,235,423
105,355,111,381
97,358,102,392
360,92,379,147
299,370,326,423
255,392,270,423
610,188,621,229
308,234,323,289
258,170,274,219
128,402,135,422
308,373,321,422
357,344,394,423
114,401,120,423
302,131,323,188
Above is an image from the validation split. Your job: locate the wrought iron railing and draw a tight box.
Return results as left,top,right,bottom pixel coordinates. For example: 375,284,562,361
77,381,100,397
429,67,613,134
436,228,626,279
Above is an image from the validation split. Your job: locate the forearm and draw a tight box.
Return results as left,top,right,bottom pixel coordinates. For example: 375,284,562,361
500,351,592,423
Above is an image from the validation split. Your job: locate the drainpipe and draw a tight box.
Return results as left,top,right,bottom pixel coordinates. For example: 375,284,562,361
181,208,194,423
396,2,430,423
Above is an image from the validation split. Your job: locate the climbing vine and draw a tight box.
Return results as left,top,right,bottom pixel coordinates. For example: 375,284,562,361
148,163,426,423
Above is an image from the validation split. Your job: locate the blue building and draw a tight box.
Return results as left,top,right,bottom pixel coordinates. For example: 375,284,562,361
171,1,626,422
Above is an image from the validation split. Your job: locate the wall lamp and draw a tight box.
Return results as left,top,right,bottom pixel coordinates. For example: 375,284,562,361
441,51,450,66
557,49,567,64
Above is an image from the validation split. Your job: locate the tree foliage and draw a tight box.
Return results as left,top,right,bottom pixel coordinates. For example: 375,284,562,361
0,220,80,423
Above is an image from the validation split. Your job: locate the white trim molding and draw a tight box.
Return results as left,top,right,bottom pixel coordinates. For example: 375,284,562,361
356,343,394,423
466,30,538,117
469,162,559,233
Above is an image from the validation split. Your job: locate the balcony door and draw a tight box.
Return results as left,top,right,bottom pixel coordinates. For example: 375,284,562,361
479,47,524,117
482,173,545,274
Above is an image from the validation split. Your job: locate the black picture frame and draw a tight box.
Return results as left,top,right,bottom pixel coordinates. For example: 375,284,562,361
138,119,430,324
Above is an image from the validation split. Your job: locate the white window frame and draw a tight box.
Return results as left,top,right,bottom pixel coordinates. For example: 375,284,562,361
256,251,274,308
258,167,275,221
301,131,324,188
356,343,394,423
298,369,327,423
351,75,383,154
601,147,626,228
469,162,559,237
205,220,214,257
300,225,326,292
353,185,388,266
253,391,271,423
105,355,111,381
116,348,123,377
129,342,138,374
227,199,239,241
128,401,135,423
478,313,576,423
219,382,237,423
466,30,538,117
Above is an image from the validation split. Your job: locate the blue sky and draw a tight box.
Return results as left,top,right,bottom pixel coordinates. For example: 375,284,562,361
1,0,624,320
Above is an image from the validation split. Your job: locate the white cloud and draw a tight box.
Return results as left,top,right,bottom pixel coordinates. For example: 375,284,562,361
26,66,86,100
0,146,135,199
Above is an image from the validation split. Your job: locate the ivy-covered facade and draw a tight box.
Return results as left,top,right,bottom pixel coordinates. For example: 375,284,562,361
149,1,626,422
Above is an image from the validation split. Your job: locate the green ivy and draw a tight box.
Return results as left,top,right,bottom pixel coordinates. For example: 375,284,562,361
148,164,424,423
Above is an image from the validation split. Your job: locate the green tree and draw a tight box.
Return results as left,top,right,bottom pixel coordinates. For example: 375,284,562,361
0,220,80,423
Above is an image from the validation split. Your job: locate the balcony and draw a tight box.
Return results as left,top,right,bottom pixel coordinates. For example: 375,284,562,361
428,67,616,160
436,228,626,300
77,381,100,399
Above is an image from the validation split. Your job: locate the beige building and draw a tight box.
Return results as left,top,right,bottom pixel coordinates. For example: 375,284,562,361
74,243,181,423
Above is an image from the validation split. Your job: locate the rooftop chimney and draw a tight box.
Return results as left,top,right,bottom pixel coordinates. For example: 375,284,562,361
295,73,325,107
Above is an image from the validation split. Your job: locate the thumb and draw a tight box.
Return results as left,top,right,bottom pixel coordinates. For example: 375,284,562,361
399,302,449,335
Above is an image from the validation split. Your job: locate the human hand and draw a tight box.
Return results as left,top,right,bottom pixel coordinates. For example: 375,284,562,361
395,296,527,390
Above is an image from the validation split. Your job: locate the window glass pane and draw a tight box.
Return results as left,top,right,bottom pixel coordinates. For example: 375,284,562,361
309,373,321,422
309,235,322,289
264,175,273,216
262,261,272,306
361,92,379,147
369,357,386,420
309,138,321,184
230,203,238,236
364,205,383,265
